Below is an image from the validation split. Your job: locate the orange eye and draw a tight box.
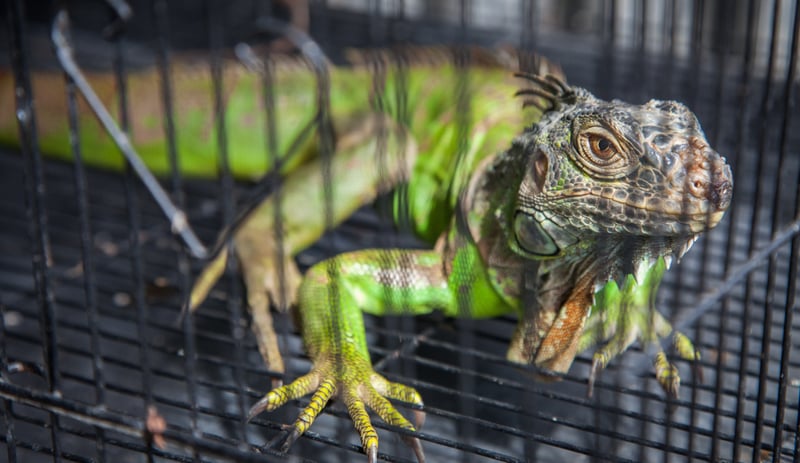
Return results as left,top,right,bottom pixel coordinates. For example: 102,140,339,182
589,134,616,160
571,124,638,180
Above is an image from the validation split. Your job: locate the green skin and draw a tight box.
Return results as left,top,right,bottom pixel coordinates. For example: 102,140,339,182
1,50,733,462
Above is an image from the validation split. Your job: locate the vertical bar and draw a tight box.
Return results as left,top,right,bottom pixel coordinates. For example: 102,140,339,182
316,0,330,54
243,12,294,401
681,0,716,455
1,302,17,463
259,47,289,379
151,0,201,458
206,0,248,442
453,0,477,451
368,0,394,392
750,0,785,459
637,13,676,461
636,392,652,463
64,64,107,462
389,0,418,414
712,0,758,459
775,110,800,461
519,0,538,52
596,2,623,461
607,380,623,460
112,28,155,461
153,0,184,204
793,250,800,462
686,0,704,107
779,2,800,457
7,0,61,460
613,0,644,428
367,37,406,456
634,0,647,101
656,0,674,99
516,0,543,448
9,0,59,396
768,0,800,459
519,4,540,460
369,0,386,47
712,0,759,459
632,2,650,458
666,3,705,458
597,0,617,100
732,0,780,459
312,14,341,459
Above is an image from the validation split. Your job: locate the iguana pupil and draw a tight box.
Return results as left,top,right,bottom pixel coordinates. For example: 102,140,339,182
591,135,613,157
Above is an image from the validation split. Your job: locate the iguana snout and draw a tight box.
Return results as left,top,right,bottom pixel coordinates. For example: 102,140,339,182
667,135,732,223
638,100,733,228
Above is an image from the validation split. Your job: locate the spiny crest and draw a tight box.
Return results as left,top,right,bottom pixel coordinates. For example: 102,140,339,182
346,45,524,69
514,71,575,112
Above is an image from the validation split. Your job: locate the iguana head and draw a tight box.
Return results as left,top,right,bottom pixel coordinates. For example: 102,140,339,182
502,77,733,376
510,82,733,266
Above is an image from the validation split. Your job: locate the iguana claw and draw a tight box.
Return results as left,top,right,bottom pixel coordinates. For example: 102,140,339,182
586,354,604,398
577,257,704,398
653,351,680,397
673,331,704,383
248,355,426,462
260,426,303,454
583,311,701,398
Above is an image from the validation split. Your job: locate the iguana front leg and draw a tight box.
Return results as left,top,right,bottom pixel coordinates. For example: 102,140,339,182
188,114,416,376
249,249,454,462
246,237,516,461
578,256,700,396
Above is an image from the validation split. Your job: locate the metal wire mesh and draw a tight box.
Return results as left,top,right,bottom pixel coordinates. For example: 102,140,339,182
1,0,799,462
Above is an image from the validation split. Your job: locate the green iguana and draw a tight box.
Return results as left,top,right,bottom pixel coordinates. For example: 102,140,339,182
0,47,733,462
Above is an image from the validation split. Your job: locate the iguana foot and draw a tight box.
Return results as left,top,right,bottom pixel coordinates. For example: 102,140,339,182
187,217,303,382
249,354,426,462
583,309,701,398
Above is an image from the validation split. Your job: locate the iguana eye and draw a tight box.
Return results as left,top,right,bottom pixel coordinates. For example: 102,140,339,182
580,128,622,164
589,134,615,159
572,124,638,179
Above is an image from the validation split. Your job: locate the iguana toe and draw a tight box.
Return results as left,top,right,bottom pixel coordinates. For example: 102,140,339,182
248,371,320,420
190,220,304,379
343,373,425,462
188,247,229,312
249,355,424,462
372,375,426,428
672,330,703,383
582,310,700,398
654,351,681,398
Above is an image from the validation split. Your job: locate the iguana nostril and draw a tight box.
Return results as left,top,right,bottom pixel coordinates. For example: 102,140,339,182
712,176,733,211
709,158,733,211
684,157,733,211
686,175,707,200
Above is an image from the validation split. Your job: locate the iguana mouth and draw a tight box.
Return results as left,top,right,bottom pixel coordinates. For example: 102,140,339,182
600,197,729,232
531,192,728,235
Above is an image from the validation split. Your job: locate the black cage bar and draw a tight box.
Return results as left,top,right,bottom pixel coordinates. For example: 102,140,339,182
1,0,799,462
